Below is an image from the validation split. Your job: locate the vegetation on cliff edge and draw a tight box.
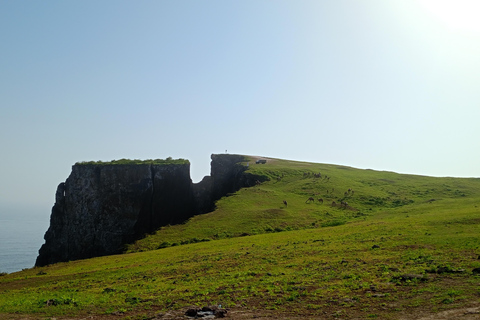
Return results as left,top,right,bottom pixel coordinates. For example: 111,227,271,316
75,157,189,166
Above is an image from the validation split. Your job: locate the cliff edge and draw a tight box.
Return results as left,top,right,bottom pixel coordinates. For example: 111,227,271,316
36,154,266,267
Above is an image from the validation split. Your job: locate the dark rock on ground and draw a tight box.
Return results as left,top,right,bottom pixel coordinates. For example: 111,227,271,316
393,273,428,282
472,267,480,274
184,306,227,318
214,309,228,318
426,266,466,274
185,308,199,317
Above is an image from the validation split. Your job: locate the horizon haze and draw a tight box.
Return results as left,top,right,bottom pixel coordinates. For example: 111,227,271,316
1,0,480,222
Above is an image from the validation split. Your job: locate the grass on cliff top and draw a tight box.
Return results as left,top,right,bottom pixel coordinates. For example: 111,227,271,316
1,156,480,319
75,157,189,166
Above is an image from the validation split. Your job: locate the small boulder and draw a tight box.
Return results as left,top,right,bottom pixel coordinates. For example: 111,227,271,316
472,267,480,274
393,273,427,282
185,308,199,317
215,309,228,318
46,299,56,306
436,266,450,274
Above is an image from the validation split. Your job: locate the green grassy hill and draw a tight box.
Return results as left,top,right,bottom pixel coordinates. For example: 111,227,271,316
1,156,480,319
127,156,480,252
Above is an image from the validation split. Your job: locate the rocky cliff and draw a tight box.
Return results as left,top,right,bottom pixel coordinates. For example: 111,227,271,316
36,154,265,267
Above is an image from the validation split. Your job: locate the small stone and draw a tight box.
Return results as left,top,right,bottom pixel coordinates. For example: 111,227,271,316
372,245,380,249
436,266,449,274
185,308,198,317
215,309,228,318
394,273,427,282
46,299,55,306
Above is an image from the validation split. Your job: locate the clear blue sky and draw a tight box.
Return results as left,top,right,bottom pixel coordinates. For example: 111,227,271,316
1,1,479,219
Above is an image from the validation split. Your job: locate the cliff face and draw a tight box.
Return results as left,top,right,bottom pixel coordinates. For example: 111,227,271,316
36,154,264,267
193,154,263,214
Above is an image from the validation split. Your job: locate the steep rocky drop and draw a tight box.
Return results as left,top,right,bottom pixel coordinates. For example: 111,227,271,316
36,154,266,267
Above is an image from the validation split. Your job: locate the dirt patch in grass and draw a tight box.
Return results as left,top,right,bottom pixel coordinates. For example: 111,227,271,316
398,305,480,320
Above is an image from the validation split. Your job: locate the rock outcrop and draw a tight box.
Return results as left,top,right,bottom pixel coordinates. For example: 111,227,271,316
36,154,265,267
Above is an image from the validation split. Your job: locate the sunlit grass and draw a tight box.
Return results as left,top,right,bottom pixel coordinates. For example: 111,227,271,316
2,156,480,319
127,157,480,252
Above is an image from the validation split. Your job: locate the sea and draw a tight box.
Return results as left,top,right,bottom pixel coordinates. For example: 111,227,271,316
0,214,50,274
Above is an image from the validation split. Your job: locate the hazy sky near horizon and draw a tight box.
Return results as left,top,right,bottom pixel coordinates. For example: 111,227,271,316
1,1,480,219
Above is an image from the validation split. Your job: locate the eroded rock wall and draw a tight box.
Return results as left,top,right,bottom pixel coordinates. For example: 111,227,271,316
36,154,264,267
36,163,194,266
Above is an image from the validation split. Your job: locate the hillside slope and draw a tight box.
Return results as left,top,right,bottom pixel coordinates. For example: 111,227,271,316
1,155,480,320
127,156,480,252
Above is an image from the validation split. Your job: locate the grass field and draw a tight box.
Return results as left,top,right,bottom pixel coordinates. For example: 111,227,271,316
1,156,479,319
